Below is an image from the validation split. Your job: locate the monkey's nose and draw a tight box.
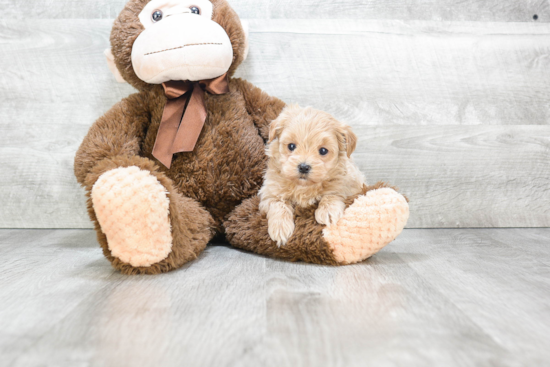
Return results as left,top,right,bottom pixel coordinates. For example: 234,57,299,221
298,163,311,174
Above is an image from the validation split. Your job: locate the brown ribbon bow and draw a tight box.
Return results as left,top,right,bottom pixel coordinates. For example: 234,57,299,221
152,73,230,168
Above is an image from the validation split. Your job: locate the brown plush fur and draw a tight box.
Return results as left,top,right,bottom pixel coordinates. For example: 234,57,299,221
75,0,289,274
225,182,405,265
74,0,407,274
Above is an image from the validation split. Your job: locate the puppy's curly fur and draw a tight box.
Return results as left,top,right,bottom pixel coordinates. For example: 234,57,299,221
259,105,365,246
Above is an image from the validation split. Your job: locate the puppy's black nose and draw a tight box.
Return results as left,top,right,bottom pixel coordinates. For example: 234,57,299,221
298,163,311,174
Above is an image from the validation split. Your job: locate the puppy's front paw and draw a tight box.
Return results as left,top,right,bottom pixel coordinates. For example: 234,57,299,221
268,215,295,247
315,199,346,226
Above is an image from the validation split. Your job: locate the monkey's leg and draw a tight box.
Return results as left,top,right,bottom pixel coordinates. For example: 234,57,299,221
86,156,214,275
224,183,409,265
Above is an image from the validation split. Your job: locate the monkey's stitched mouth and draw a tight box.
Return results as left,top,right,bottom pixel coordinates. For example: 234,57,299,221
144,42,223,56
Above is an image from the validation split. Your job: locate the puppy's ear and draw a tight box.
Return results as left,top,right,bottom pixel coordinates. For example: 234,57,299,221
269,104,300,143
268,116,284,143
339,124,357,157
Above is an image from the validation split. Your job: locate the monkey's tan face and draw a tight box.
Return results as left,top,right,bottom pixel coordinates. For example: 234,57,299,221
131,0,234,84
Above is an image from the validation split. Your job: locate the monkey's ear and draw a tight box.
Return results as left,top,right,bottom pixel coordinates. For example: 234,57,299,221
104,48,127,83
241,19,249,62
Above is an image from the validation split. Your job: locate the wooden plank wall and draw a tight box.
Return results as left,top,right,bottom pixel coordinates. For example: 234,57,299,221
0,1,549,228
1,0,549,21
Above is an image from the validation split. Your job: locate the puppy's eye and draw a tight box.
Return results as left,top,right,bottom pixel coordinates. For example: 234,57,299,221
152,9,163,22
319,148,329,156
288,143,296,151
190,6,201,14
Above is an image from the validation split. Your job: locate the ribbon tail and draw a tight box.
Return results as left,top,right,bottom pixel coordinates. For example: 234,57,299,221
203,73,230,94
171,84,208,153
152,93,190,169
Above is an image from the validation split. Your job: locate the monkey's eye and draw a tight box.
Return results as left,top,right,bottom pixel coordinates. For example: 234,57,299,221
190,6,201,14
288,143,296,152
319,148,329,156
151,10,163,22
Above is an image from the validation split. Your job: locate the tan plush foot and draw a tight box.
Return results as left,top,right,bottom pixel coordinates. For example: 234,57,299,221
323,188,409,264
91,166,173,267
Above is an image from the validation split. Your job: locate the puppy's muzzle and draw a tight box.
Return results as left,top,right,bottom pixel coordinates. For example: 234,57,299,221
298,163,311,174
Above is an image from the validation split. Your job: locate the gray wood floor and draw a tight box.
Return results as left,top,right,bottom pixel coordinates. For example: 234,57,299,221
1,228,549,367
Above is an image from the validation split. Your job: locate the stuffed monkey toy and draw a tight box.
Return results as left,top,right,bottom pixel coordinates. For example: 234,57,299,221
74,0,409,275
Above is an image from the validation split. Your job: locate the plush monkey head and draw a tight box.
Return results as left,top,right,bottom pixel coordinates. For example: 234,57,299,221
106,0,249,90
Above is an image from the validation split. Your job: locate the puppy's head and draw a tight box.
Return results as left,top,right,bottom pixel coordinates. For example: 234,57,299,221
267,104,357,185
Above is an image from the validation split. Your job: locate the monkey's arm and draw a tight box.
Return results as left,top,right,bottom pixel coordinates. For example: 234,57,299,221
232,78,286,140
74,92,152,188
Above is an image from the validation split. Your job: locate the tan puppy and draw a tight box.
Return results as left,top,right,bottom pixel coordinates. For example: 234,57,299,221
259,105,365,246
